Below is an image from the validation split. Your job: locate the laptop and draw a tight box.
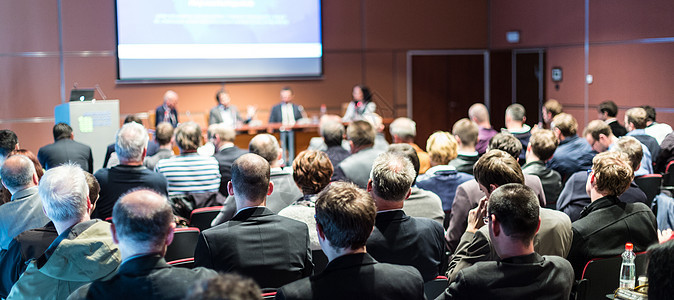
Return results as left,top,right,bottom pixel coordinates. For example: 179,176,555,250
69,89,95,101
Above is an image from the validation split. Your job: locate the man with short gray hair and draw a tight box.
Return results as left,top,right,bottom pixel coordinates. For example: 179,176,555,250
0,155,49,250
365,152,448,282
390,117,431,174
92,122,168,220
69,190,217,300
7,164,120,299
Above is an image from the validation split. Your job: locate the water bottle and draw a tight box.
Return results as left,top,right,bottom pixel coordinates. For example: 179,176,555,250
619,243,636,289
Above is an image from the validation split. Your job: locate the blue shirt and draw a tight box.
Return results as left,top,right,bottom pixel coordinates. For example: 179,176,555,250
416,165,474,211
547,135,596,179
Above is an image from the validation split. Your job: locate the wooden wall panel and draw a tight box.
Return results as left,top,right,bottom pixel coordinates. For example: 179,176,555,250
0,57,61,119
590,0,674,42
0,1,59,53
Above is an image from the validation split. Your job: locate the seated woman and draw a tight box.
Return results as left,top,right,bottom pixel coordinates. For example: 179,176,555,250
342,85,376,123
415,131,474,228
278,150,333,250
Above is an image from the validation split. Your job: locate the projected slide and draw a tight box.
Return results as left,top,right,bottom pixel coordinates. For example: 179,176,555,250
116,0,322,81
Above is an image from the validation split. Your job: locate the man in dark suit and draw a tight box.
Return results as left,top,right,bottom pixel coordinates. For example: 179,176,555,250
211,123,247,196
276,181,425,299
194,153,313,289
37,123,93,173
69,189,217,300
365,152,447,282
155,90,179,127
268,87,304,124
439,184,574,299
598,100,627,137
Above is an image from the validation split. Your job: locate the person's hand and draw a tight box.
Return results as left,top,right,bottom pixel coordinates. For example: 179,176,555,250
466,197,488,233
658,228,673,243
246,105,257,119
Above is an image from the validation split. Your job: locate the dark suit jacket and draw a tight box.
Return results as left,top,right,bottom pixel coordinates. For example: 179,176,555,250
269,103,303,123
194,207,313,288
440,253,574,300
69,254,217,300
155,105,178,127
608,119,627,137
213,146,248,196
276,253,425,300
37,139,93,173
366,210,447,282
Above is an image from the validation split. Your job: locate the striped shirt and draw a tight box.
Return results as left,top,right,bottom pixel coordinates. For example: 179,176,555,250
155,154,221,195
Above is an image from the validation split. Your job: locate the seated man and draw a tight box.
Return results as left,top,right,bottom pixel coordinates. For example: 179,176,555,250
194,154,312,288
625,107,660,160
365,152,447,282
308,115,351,177
446,133,547,252
598,100,627,137
92,122,168,220
333,120,385,188
447,150,571,281
7,164,120,299
143,122,175,171
70,190,217,300
276,182,425,299
449,118,480,175
389,117,431,174
547,113,595,180
211,133,302,225
503,103,531,164
584,119,652,176
642,105,672,145
37,123,93,173
0,155,50,250
468,103,498,156
388,144,444,225
440,184,574,299
211,123,248,197
522,129,562,208
557,136,648,222
566,151,658,279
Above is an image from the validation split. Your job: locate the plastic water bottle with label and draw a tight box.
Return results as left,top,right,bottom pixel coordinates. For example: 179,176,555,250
619,242,636,289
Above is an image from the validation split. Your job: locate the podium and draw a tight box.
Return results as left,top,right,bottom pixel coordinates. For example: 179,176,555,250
54,100,120,172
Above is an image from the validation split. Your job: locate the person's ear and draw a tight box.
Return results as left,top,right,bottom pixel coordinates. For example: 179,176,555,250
267,181,274,196
491,215,500,237
316,222,325,240
227,181,234,196
110,223,119,245
165,222,176,246
405,188,412,200
366,179,373,193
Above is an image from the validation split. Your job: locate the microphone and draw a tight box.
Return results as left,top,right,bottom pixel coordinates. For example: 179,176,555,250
95,84,107,100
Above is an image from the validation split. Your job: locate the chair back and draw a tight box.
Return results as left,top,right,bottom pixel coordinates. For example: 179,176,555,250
576,252,649,300
424,276,449,299
261,291,277,300
165,227,200,262
634,174,662,207
190,206,223,231
167,257,195,269
663,172,674,192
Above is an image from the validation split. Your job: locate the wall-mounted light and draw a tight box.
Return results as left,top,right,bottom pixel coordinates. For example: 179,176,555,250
506,31,520,43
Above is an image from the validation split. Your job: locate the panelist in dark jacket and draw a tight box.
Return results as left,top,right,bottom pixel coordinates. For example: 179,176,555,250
69,190,217,300
276,181,425,300
155,90,179,128
194,153,313,289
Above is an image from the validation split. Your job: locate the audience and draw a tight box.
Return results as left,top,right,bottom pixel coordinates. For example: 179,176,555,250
584,119,652,176
8,164,120,299
333,120,385,188
0,155,50,250
194,153,312,289
388,144,444,225
416,131,473,228
625,107,660,160
211,134,302,225
566,151,658,279
446,133,547,252
642,105,673,144
37,123,93,173
389,117,431,174
70,190,217,300
307,115,350,169
541,99,563,129
186,273,262,300
211,123,248,197
275,181,425,299
522,129,562,208
447,150,571,281
143,122,175,171
365,152,447,282
547,113,595,179
449,118,480,175
598,100,627,137
92,122,168,220
468,103,498,155
278,150,333,250
440,184,573,300
647,239,674,300
503,103,531,164
155,122,221,195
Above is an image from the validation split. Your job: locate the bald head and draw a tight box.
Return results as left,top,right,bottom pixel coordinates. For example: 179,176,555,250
113,189,174,251
163,90,178,109
468,103,490,124
231,153,271,205
1,155,37,193
249,134,281,164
